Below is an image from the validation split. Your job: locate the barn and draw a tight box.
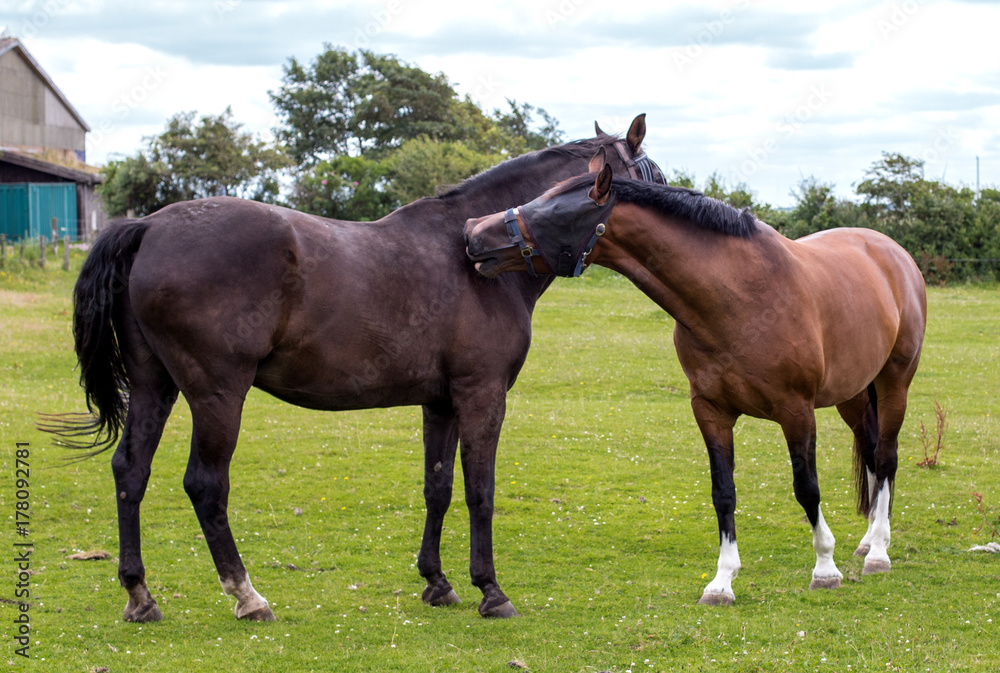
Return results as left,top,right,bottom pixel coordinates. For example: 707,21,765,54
0,31,105,241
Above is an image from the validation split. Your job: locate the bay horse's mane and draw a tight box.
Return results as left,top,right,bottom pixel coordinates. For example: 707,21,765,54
554,174,759,238
436,137,612,199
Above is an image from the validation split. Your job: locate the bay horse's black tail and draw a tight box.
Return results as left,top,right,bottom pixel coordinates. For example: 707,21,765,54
38,219,151,458
853,381,879,516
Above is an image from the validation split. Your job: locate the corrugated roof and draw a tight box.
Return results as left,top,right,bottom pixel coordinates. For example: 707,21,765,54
0,150,103,184
0,37,91,132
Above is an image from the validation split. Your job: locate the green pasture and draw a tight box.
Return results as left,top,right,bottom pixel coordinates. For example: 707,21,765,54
0,248,997,672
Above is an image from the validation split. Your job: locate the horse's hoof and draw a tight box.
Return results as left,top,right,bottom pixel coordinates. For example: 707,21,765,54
238,606,276,621
809,577,842,590
853,544,870,557
124,601,163,623
423,583,461,606
698,592,735,606
427,589,462,607
480,600,519,618
862,559,891,575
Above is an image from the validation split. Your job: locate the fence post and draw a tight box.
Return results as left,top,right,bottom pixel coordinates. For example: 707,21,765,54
19,238,25,264
40,235,46,269
52,218,58,254
1,233,5,269
63,234,70,271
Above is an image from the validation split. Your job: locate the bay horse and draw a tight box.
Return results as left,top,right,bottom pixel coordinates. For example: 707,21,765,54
41,117,666,621
464,159,927,604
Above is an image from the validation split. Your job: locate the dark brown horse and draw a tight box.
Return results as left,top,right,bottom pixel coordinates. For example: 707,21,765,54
42,117,665,621
465,160,927,604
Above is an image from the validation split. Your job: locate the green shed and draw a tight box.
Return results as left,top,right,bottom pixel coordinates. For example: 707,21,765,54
0,182,77,240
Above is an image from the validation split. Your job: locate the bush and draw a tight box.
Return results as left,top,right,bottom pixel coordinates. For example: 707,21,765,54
776,155,1000,283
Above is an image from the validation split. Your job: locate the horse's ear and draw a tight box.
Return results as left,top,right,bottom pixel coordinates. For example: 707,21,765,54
594,120,606,136
588,146,607,173
626,113,647,153
589,163,613,205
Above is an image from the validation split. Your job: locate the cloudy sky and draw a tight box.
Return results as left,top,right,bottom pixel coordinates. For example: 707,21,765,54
5,0,999,206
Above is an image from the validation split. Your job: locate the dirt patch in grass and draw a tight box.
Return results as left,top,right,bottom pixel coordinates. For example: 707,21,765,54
0,289,40,306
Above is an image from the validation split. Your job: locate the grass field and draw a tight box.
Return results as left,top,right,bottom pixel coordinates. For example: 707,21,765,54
1,247,998,672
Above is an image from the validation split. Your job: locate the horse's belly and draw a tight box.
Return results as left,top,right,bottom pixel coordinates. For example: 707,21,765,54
254,366,445,411
253,346,448,411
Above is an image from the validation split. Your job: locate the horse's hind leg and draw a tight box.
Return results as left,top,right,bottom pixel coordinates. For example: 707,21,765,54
184,387,275,621
779,405,843,591
113,372,178,622
835,387,878,557
860,364,916,576
417,401,462,607
114,313,178,622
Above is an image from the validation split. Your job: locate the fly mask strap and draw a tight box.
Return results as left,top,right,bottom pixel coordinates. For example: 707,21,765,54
504,207,541,277
573,222,606,277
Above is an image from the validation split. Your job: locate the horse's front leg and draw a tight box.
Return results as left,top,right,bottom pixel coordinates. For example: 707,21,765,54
453,382,517,618
417,401,462,607
780,407,843,590
692,398,741,605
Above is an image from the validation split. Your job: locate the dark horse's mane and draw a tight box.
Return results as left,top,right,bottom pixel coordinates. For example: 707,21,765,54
554,174,759,238
436,137,611,199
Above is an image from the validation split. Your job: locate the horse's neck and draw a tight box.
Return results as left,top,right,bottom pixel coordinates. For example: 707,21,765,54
596,205,782,341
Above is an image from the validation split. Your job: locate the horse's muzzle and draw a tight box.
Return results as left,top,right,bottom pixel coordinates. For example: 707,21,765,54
464,215,508,277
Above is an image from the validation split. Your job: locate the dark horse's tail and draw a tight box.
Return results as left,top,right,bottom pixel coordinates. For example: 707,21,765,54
853,381,880,516
38,219,151,458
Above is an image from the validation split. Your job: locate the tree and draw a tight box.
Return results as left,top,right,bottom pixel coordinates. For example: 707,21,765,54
667,169,695,189
290,155,395,221
974,189,1000,279
270,48,361,164
273,47,482,164
155,108,288,201
856,152,925,218
703,172,756,210
273,46,565,218
386,137,503,205
491,99,563,154
271,46,564,167
350,51,463,158
777,177,869,240
100,108,288,217
99,153,179,220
